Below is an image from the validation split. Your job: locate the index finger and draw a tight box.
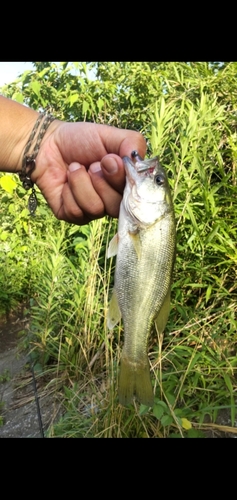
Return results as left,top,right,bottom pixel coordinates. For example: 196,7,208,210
99,127,147,159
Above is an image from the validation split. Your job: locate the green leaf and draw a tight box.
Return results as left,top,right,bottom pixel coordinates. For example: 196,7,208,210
161,415,173,427
12,92,24,103
166,393,176,405
159,96,166,120
0,175,17,194
139,404,150,415
0,231,9,241
153,404,165,420
154,399,169,409
97,98,104,111
205,284,212,303
30,80,41,97
186,204,199,232
69,94,79,106
82,100,90,115
223,374,233,394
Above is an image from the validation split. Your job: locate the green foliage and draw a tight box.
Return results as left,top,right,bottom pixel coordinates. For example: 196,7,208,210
0,172,62,318
0,370,10,383
1,62,237,437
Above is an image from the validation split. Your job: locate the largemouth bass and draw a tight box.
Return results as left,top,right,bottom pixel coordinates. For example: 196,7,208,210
107,151,176,407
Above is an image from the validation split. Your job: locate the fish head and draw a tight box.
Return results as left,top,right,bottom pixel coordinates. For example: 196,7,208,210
122,153,173,226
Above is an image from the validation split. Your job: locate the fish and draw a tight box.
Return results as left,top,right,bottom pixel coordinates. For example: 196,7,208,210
107,151,176,407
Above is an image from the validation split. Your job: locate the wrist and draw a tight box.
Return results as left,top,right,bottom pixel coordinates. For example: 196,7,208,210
29,119,61,186
0,96,40,173
19,113,56,191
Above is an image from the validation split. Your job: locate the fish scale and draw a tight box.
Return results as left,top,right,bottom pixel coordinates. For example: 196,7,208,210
107,153,176,407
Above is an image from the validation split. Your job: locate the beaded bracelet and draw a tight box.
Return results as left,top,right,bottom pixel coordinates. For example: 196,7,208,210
19,112,55,215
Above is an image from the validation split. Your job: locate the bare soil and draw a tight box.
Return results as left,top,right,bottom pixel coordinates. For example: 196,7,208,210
0,311,62,438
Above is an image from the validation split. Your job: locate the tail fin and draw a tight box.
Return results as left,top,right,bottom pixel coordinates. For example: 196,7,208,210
118,355,154,407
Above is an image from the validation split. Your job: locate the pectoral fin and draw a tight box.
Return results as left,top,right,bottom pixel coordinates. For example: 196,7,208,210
107,233,119,258
107,288,121,330
155,288,171,335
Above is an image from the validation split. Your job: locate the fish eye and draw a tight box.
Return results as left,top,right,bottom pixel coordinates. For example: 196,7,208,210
155,175,165,186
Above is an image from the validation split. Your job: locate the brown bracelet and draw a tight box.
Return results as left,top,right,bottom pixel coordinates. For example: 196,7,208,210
19,112,55,215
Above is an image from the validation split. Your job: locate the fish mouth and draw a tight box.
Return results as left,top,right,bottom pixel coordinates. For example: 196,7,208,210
136,164,155,173
129,151,157,174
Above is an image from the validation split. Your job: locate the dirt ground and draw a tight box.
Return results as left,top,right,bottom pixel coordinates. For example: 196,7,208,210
0,312,62,438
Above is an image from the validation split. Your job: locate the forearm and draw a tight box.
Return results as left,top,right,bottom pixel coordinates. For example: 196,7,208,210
0,95,39,173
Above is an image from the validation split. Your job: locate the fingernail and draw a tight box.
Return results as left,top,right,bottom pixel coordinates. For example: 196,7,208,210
69,162,81,172
102,157,118,174
90,163,101,173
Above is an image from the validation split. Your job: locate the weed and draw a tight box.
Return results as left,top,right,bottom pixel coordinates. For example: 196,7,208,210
0,370,10,383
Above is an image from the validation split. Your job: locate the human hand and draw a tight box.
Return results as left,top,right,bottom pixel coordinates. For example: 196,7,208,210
33,121,147,224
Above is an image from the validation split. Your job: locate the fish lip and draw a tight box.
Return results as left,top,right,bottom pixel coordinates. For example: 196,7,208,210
136,164,155,173
123,155,157,174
